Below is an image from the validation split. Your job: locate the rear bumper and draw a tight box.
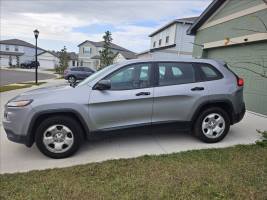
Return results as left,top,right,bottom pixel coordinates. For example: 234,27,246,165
232,103,246,124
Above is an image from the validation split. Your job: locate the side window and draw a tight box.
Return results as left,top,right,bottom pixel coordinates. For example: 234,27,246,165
157,62,195,86
107,63,151,90
197,64,223,81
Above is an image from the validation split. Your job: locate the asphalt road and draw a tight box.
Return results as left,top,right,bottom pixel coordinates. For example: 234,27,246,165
0,69,56,86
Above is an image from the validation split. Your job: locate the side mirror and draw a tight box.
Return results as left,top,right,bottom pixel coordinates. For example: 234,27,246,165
94,79,111,90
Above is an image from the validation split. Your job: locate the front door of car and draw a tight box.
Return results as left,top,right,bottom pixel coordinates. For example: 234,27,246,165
152,62,210,124
89,63,154,130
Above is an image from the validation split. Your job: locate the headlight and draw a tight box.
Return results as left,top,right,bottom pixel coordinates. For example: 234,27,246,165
7,99,33,107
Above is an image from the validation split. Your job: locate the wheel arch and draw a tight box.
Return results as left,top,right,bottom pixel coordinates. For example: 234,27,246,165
191,100,235,126
26,109,90,147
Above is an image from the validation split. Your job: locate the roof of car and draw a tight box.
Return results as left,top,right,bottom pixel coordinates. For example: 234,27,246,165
116,58,225,66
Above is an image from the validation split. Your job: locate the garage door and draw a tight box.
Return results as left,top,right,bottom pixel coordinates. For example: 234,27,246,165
39,59,55,69
0,56,9,67
205,42,267,115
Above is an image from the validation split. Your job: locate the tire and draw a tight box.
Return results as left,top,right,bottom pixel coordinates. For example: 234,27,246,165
35,115,83,159
68,76,76,84
193,107,230,143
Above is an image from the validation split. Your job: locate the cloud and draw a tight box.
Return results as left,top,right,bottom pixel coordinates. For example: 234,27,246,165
0,0,211,52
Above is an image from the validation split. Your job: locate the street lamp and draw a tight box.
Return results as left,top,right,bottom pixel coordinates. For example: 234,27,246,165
33,29,39,85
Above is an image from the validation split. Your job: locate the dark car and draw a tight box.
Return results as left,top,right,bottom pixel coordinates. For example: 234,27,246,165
64,67,95,83
21,61,40,69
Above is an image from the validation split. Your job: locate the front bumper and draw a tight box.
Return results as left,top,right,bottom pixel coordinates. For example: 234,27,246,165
4,128,29,145
2,105,34,147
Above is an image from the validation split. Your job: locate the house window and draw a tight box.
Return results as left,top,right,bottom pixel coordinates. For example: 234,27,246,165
80,60,83,66
83,47,91,54
72,60,75,66
166,36,169,44
153,41,156,48
5,45,9,51
159,39,162,46
15,45,19,51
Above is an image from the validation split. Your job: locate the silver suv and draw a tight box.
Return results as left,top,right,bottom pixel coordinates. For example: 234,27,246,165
3,58,245,158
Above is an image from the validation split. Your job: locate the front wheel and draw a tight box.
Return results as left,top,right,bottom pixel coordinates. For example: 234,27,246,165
193,107,230,143
35,116,83,158
68,76,76,84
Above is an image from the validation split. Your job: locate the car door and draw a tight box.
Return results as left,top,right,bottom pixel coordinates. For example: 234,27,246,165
88,62,154,130
152,62,210,124
83,67,93,78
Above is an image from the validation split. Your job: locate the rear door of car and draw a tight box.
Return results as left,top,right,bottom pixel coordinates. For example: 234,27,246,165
152,62,210,125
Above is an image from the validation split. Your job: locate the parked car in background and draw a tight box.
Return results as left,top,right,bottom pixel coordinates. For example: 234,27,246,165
20,61,39,69
3,58,245,158
64,67,95,83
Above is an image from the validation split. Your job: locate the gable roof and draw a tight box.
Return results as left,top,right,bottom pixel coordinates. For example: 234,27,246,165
149,17,198,37
0,39,45,51
116,51,137,59
187,0,226,35
37,51,59,57
78,40,135,54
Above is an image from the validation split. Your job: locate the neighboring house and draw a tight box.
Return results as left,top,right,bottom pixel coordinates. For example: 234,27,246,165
37,51,59,69
187,0,267,115
113,51,137,63
0,39,44,67
68,52,78,67
137,17,198,59
78,40,136,70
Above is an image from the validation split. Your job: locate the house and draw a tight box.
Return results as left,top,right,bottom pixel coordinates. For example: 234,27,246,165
187,0,267,115
78,40,136,70
68,52,78,67
113,51,137,63
0,39,44,67
137,17,198,59
38,51,59,69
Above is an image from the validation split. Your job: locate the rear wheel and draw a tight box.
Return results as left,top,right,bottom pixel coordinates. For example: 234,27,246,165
193,107,230,143
68,76,76,84
35,116,83,158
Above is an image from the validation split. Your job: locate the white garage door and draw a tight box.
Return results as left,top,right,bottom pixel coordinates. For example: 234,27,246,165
0,56,10,67
39,59,55,69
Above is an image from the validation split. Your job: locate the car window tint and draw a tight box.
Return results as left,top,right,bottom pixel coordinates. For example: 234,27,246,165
198,64,222,81
71,67,82,71
107,63,151,90
158,63,195,86
84,67,93,72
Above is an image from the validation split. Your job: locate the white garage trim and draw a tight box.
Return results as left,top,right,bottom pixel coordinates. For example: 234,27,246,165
203,33,267,49
199,3,267,30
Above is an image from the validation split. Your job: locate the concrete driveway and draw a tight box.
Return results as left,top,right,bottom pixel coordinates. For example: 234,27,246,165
1,81,267,173
0,69,56,86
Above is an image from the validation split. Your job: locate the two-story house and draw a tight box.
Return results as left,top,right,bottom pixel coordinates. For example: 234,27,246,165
0,39,44,67
137,17,198,59
78,40,136,70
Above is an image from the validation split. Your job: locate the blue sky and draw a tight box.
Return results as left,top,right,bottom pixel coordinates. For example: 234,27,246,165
1,0,211,53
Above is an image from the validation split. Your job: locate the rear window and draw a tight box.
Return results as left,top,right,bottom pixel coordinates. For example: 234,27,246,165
157,62,196,86
71,67,83,71
196,63,223,81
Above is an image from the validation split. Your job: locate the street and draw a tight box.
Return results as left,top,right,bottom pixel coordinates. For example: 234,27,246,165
0,80,267,173
0,69,56,86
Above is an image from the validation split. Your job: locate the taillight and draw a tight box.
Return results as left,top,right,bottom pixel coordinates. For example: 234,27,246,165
237,77,244,87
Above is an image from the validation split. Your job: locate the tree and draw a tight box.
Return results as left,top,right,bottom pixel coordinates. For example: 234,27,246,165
55,46,69,75
99,31,114,69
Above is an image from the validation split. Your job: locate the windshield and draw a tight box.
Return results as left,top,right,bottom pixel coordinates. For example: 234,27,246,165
76,63,118,87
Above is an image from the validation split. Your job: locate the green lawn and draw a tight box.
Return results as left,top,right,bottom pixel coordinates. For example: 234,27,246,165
0,82,46,93
1,141,266,200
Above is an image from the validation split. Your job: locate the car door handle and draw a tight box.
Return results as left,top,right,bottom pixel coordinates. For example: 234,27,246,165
136,92,151,96
191,87,204,91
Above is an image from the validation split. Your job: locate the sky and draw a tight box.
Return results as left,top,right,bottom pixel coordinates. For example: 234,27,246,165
0,0,212,53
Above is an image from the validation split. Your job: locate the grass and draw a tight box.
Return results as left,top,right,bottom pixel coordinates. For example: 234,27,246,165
0,82,46,93
1,139,267,200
